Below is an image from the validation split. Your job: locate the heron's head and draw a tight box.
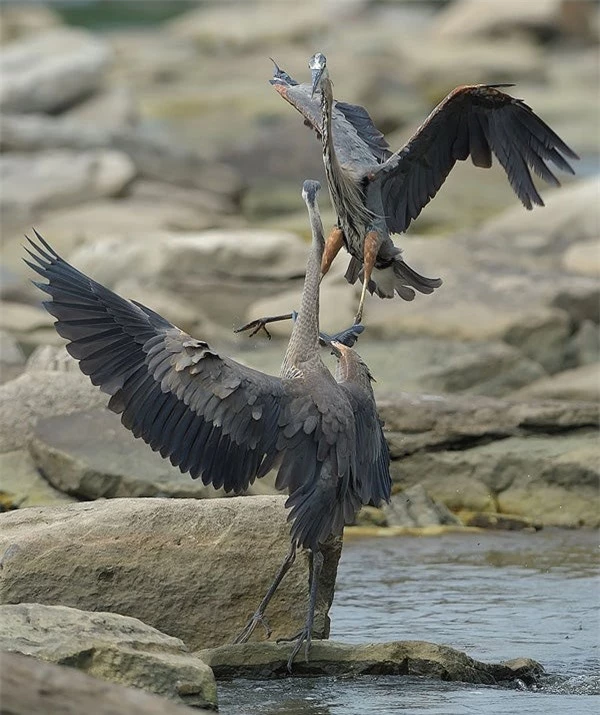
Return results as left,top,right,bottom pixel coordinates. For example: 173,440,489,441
309,52,328,98
331,340,376,387
302,179,321,207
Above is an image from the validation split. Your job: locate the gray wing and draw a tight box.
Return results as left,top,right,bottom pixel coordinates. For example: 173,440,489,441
373,84,578,235
26,232,361,549
271,77,391,165
338,381,391,508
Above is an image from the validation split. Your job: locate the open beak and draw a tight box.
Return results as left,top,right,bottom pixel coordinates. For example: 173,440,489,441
311,67,324,99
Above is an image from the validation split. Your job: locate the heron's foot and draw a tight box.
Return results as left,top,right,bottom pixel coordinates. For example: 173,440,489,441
234,313,295,340
283,627,313,673
232,611,272,644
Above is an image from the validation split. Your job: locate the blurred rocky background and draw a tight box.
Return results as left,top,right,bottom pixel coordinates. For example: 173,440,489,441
1,0,599,528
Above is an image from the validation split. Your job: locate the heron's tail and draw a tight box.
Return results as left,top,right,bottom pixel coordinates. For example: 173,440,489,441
344,255,442,302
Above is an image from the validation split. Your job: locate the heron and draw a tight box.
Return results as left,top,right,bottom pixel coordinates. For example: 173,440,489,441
25,180,391,672
272,53,579,324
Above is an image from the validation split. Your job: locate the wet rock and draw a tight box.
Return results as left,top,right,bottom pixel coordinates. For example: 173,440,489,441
0,329,25,384
1,652,210,715
384,484,462,528
0,370,106,452
0,497,341,650
0,449,75,510
1,603,216,710
29,408,224,500
510,363,600,402
390,432,599,527
461,512,542,531
1,150,135,227
0,28,110,114
196,640,544,684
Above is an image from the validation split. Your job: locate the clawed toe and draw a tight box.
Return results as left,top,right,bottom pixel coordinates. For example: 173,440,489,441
233,612,272,644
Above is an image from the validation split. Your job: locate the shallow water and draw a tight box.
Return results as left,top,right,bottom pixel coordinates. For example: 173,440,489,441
218,529,599,715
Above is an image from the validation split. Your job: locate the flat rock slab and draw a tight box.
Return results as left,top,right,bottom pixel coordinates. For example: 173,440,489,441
197,640,543,685
29,408,223,499
1,651,212,715
0,497,341,650
1,603,216,710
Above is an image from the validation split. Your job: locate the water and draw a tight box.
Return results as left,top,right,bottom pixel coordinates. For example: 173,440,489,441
218,529,599,715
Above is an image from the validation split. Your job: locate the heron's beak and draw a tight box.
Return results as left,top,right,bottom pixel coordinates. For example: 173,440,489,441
311,68,324,99
328,340,343,358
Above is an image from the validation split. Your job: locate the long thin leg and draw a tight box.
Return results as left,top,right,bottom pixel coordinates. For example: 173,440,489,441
320,227,344,277
355,230,379,324
233,543,297,644
286,548,324,672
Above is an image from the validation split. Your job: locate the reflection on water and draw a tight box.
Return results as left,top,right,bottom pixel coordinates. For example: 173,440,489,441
218,529,599,715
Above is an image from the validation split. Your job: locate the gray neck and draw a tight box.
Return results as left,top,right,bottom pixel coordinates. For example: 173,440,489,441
281,210,323,374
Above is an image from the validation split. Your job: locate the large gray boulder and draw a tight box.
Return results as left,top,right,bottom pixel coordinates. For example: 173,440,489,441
0,497,341,650
1,651,212,715
29,408,223,500
0,449,75,510
1,603,216,710
197,640,543,684
0,28,110,114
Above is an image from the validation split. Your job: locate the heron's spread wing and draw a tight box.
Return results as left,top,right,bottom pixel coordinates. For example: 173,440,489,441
26,233,364,549
374,84,579,235
271,78,391,165
338,381,390,507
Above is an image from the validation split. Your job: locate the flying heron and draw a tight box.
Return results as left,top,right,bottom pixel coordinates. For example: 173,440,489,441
272,53,579,323
25,180,391,672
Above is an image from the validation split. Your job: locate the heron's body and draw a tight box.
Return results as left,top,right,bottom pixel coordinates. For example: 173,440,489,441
26,180,390,669
273,54,579,322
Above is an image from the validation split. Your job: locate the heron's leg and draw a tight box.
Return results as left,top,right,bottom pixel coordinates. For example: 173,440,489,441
355,230,379,324
233,543,297,644
234,313,295,340
320,227,344,278
286,548,324,673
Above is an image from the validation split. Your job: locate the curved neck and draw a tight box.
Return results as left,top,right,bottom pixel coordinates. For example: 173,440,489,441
281,209,324,373
320,79,336,170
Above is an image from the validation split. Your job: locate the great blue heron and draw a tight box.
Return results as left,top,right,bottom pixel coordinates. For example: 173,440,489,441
25,180,391,671
272,53,579,323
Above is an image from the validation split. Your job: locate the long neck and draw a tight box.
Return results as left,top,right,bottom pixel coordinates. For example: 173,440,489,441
321,79,337,174
281,211,323,373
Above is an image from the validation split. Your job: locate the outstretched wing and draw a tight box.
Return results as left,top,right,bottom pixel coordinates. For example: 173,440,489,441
271,75,392,165
373,84,579,235
26,232,362,550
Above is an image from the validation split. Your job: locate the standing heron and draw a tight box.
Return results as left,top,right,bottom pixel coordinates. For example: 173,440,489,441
25,180,391,671
273,53,579,323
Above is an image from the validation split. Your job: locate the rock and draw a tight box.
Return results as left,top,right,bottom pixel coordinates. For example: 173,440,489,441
1,603,216,711
502,308,572,374
0,497,341,649
25,344,80,373
379,390,598,457
417,342,547,396
0,113,243,197
461,512,542,531
431,0,595,42
67,87,139,130
390,432,599,527
29,409,224,500
0,301,54,337
0,329,25,384
480,178,600,249
510,364,600,402
568,320,600,366
1,652,210,715
1,150,136,227
0,449,75,510
197,640,543,684
0,28,110,114
0,370,106,453
166,1,327,50
0,5,62,44
384,484,462,528
563,240,600,277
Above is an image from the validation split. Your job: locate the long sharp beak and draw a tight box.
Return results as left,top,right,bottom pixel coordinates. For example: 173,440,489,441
311,68,324,99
